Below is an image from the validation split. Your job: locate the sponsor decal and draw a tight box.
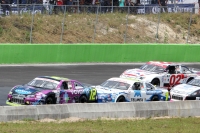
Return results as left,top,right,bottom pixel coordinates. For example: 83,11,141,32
15,89,32,95
146,91,162,95
134,90,141,97
71,90,83,95
131,98,146,102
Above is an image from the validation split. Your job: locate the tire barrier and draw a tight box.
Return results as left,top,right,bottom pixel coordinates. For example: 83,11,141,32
1,44,200,64
1,101,200,122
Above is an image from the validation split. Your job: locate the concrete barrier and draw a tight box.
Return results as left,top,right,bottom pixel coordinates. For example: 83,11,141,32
0,106,8,122
5,106,38,121
1,101,200,122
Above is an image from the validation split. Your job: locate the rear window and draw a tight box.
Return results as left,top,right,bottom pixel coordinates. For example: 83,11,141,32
100,80,130,90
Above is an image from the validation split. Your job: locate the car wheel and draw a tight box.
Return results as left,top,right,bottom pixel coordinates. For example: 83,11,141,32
116,96,125,102
151,96,159,101
45,96,54,104
151,79,160,86
79,95,88,103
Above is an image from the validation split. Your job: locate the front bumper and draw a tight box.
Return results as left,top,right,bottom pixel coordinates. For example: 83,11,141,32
6,100,25,106
7,95,44,106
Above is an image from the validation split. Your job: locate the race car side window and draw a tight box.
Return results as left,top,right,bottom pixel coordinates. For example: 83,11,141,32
145,83,155,90
61,81,69,90
132,82,143,90
74,82,84,90
181,66,192,74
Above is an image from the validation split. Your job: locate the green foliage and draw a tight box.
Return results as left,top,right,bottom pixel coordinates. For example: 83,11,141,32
0,117,200,133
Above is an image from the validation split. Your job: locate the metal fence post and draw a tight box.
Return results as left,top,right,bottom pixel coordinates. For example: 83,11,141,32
124,6,129,44
30,4,35,44
60,6,67,44
186,10,192,44
93,6,99,43
156,8,161,43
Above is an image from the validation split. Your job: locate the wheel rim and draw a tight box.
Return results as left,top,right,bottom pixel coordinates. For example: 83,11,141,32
46,97,53,104
80,96,87,103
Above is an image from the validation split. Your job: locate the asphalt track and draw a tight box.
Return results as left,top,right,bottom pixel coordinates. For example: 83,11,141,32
1,63,200,106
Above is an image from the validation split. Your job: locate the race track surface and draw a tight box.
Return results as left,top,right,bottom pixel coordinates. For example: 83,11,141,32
1,63,200,106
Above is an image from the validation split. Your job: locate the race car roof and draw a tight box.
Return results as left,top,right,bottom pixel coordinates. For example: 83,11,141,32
146,61,172,69
38,76,70,82
108,77,141,84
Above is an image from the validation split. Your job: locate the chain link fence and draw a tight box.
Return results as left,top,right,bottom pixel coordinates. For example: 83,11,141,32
0,3,199,44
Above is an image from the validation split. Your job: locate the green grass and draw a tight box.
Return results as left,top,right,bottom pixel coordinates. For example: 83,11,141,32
1,117,200,133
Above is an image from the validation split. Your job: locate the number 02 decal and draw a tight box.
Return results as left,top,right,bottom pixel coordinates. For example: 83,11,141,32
169,74,183,86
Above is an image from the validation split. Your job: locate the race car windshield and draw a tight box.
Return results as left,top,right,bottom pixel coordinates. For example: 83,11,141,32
100,80,130,90
187,79,200,87
139,64,165,72
27,79,58,90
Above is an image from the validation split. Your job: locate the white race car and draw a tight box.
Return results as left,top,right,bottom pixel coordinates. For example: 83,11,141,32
120,61,200,89
170,76,200,101
82,77,170,103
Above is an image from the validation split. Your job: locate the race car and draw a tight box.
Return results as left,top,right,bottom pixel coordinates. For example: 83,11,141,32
170,76,200,101
120,61,200,89
6,76,88,106
80,77,170,103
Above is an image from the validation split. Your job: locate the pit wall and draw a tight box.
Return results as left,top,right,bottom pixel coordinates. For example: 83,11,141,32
1,101,200,122
1,44,200,64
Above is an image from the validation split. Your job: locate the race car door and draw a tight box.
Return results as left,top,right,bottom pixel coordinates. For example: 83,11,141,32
162,65,187,87
130,82,147,102
60,81,83,103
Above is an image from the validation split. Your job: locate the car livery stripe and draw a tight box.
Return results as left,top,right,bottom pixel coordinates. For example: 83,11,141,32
6,101,24,106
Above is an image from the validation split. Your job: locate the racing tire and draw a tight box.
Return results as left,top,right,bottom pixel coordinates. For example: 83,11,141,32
79,95,88,103
45,96,55,104
151,96,159,101
116,96,125,102
151,79,160,87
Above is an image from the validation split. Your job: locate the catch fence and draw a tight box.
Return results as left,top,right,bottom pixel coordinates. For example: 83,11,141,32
0,3,199,44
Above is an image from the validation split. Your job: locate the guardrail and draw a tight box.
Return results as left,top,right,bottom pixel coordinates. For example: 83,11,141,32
1,101,200,122
0,44,200,64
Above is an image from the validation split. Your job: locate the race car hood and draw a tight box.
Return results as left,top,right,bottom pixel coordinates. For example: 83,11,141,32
12,85,49,95
171,84,200,95
121,68,156,78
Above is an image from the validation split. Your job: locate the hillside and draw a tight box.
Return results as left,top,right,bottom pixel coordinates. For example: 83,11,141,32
0,13,200,44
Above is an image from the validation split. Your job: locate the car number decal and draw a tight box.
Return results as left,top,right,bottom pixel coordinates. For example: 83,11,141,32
169,74,185,86
89,88,97,101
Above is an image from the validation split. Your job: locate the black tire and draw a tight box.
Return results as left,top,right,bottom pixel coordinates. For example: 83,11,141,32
151,78,160,86
79,95,88,103
45,96,55,104
116,96,125,102
151,96,159,101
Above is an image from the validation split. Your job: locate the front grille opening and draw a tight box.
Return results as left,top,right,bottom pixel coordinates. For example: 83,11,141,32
172,95,183,100
11,98,25,104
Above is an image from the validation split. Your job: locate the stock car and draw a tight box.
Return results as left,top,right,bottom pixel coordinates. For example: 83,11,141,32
120,61,200,89
80,77,170,103
170,77,200,101
6,76,88,106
